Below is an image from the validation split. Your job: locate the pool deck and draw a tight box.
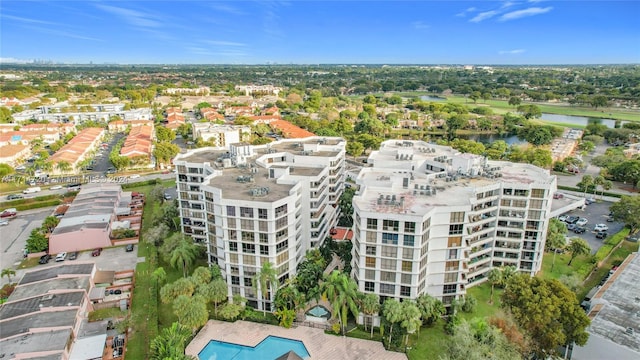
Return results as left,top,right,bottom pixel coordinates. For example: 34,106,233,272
187,320,409,360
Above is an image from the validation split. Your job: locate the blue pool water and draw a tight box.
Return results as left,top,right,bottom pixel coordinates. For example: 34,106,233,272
305,305,331,319
198,335,310,360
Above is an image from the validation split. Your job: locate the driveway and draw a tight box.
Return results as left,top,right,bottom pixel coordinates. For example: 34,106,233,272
70,246,143,272
558,200,624,254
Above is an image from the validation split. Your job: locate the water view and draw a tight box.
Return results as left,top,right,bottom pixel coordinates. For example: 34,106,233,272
539,113,627,128
420,95,447,102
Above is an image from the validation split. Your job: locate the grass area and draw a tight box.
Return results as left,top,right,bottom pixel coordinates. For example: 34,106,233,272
0,182,27,194
540,250,595,282
406,320,448,360
580,239,638,300
461,283,504,321
17,258,40,269
89,307,127,322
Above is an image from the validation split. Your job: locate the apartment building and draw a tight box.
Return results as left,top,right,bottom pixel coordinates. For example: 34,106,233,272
351,140,556,305
173,137,346,311
192,123,250,147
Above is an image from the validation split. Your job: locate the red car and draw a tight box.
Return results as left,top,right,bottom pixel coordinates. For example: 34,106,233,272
1,208,17,218
91,248,103,256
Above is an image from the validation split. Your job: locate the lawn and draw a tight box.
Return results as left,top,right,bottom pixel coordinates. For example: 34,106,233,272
406,320,449,360
540,250,595,282
89,307,127,322
461,283,504,320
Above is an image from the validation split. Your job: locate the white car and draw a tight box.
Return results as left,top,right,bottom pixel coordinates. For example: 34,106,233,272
55,252,67,262
558,215,568,222
576,218,588,226
0,220,9,226
594,224,609,232
129,174,141,179
50,185,63,190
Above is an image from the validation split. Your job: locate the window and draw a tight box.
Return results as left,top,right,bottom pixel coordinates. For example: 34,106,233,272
404,221,416,233
243,255,255,265
228,230,237,240
229,242,238,252
258,208,268,219
365,257,376,268
367,218,378,230
512,200,527,208
364,281,375,292
403,248,414,260
381,258,396,270
275,204,288,217
380,283,395,294
241,231,254,242
401,274,412,284
402,261,412,272
445,261,459,271
240,207,254,218
366,246,376,255
276,216,288,229
365,269,376,280
403,235,415,247
383,219,399,231
276,251,289,264
276,240,289,253
381,271,395,282
448,249,458,260
366,231,377,243
382,233,398,245
276,228,288,241
448,236,462,247
400,286,411,297
531,188,545,198
381,246,397,257
259,233,269,243
231,276,240,285
226,206,236,216
530,199,543,209
444,272,458,283
514,189,529,197
227,218,236,228
242,243,255,254
260,245,269,255
443,284,457,294
449,224,463,235
422,218,431,230
450,212,465,223
503,188,513,195
244,277,253,287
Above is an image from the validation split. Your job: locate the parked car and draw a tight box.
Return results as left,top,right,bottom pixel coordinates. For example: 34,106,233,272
125,244,134,252
1,208,17,218
585,198,595,205
594,224,609,232
39,254,51,264
606,216,615,222
553,193,564,199
68,251,78,260
55,252,67,262
558,215,568,222
565,215,579,224
91,248,102,257
163,193,172,200
567,223,577,231
576,218,588,226
573,226,586,234
50,185,63,190
0,219,9,226
129,174,140,179
7,194,23,200
596,231,608,239
23,186,42,194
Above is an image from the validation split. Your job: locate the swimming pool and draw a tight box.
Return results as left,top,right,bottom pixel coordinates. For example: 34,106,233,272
198,335,310,360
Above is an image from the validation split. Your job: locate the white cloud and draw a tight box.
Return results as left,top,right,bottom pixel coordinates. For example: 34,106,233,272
209,3,245,16
499,49,526,54
470,10,499,23
203,40,246,47
0,57,33,64
95,4,161,28
2,14,59,26
456,7,477,17
412,21,430,30
499,7,553,21
22,25,102,41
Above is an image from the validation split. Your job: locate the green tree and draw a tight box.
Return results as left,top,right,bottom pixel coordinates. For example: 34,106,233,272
170,240,199,278
26,228,48,253
42,215,60,233
487,268,504,305
610,195,640,232
445,114,468,141
160,277,196,304
0,163,14,178
274,308,296,328
321,270,360,335
441,319,522,360
590,95,608,109
508,97,521,108
151,267,167,287
198,278,228,316
55,160,72,174
516,104,541,119
253,261,279,316
191,266,213,285
546,218,568,271
382,298,403,345
501,275,590,358
1,268,16,283
415,293,445,327
361,293,380,338
156,126,176,142
150,322,195,360
469,91,481,104
150,184,165,203
154,142,180,164
577,174,594,198
345,141,364,158
399,300,422,346
143,223,170,246
173,294,208,333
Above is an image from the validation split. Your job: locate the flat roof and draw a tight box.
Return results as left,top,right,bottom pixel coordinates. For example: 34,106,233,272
17,263,94,286
0,291,85,319
69,334,107,360
0,328,71,359
206,167,295,202
0,309,78,339
576,253,640,355
8,276,91,302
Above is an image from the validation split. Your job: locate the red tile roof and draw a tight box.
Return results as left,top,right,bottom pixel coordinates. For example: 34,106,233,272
269,120,315,139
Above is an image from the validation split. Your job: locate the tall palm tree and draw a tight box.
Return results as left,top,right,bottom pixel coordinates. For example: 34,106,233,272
382,298,403,344
415,293,445,327
253,261,278,316
150,322,194,360
487,268,503,305
170,241,198,278
56,160,73,174
320,270,360,335
1,268,16,284
546,218,567,272
172,294,209,333
361,293,380,338
42,215,61,233
567,237,591,266
602,180,613,199
400,300,422,346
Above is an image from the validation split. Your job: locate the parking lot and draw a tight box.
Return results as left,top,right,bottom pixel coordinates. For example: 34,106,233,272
556,200,624,254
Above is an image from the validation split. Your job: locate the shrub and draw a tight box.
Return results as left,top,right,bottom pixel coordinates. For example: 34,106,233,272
461,295,477,313
332,323,341,334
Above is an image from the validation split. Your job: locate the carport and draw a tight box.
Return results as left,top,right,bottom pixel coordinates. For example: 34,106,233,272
69,333,107,360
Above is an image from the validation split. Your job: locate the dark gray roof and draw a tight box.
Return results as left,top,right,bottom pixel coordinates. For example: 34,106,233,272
18,263,94,285
0,291,84,319
9,276,91,302
0,328,71,359
0,309,77,339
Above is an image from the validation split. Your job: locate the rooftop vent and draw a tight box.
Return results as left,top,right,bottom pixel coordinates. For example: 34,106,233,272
249,187,270,197
625,327,634,335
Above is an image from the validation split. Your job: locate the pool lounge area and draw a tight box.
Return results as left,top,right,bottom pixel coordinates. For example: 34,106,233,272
187,320,408,360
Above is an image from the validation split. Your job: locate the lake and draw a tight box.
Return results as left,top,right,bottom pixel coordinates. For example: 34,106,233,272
539,113,626,128
420,95,446,102
460,133,526,145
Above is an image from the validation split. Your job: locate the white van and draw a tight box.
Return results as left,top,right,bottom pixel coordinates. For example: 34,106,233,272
23,187,42,194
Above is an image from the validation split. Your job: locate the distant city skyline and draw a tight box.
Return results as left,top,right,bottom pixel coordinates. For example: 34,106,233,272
1,1,639,65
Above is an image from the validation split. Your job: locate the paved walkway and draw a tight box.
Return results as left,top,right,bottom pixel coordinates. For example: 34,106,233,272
186,320,408,360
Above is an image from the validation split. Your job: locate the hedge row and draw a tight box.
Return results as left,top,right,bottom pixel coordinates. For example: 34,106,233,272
122,178,161,189
4,194,60,206
595,228,630,261
556,185,622,199
14,199,62,211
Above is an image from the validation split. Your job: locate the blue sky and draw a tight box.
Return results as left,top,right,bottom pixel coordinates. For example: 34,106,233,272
1,1,639,64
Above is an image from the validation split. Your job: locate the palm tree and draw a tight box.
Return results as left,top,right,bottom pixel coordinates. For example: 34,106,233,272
602,180,613,199
382,298,403,344
579,175,594,199
487,268,503,305
415,293,445,327
42,215,60,233
173,294,209,333
361,293,380,338
150,322,194,360
567,237,591,266
200,278,228,317
320,270,360,335
546,218,568,272
594,175,605,199
55,160,72,174
400,300,422,346
253,261,278,316
170,241,199,278
1,268,16,284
